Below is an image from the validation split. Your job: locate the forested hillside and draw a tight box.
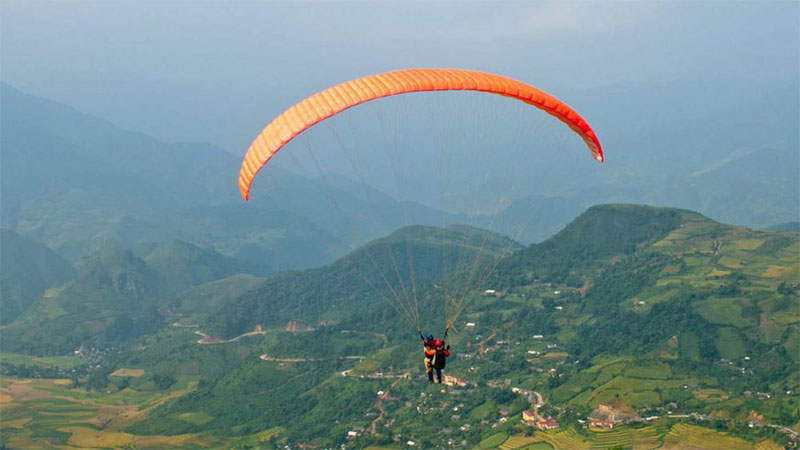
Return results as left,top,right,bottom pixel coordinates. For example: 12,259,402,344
204,225,520,338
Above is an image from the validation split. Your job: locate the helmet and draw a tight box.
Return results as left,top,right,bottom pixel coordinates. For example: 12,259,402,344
426,334,434,341
434,339,443,347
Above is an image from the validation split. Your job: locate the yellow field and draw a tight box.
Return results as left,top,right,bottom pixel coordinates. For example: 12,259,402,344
717,257,742,269
59,427,208,448
773,312,800,325
754,439,785,450
708,268,731,277
693,389,730,402
661,423,752,449
653,238,673,248
61,427,134,447
533,428,591,450
133,433,203,447
632,426,661,449
761,265,788,278
110,368,145,377
500,435,538,450
2,416,31,429
0,377,216,449
734,239,765,250
588,426,635,449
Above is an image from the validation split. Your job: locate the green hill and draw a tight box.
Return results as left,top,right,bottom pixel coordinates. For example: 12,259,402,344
0,229,76,324
492,204,686,287
204,225,520,338
145,239,244,294
1,240,166,355
167,273,266,323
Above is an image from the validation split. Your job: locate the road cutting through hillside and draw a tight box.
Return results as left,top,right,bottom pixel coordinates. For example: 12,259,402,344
259,354,365,362
194,329,267,344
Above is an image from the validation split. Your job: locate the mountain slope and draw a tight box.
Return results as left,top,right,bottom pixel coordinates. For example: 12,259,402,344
166,274,266,323
144,240,244,294
0,229,76,324
492,204,686,287
1,241,166,355
204,225,520,338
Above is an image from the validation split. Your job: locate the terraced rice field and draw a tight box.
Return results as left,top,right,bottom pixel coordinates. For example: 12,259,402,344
0,377,218,449
660,423,752,449
753,439,785,450
533,427,591,449
632,425,661,449
499,435,539,449
588,426,633,449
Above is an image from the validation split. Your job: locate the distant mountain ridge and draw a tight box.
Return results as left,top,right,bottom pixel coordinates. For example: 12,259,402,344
0,82,466,276
767,221,800,232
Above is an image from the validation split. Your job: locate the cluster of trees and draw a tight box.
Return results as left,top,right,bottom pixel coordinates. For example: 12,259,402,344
0,362,86,380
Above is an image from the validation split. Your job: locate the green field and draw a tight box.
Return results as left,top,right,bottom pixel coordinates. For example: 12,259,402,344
0,352,85,368
693,297,756,328
478,431,509,449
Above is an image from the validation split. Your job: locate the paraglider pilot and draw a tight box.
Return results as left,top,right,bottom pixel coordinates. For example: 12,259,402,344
420,330,449,383
429,339,450,383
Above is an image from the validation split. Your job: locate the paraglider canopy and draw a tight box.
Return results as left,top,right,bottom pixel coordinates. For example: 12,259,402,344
239,68,603,201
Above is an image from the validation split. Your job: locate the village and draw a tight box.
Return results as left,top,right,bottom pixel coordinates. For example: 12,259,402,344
336,284,800,447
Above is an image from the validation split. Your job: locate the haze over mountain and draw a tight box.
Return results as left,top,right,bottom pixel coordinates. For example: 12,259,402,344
0,83,474,274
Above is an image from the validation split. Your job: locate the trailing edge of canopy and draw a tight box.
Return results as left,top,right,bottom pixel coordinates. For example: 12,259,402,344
239,68,603,200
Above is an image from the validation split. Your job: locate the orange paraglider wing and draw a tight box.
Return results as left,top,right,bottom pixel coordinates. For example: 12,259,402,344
239,68,603,200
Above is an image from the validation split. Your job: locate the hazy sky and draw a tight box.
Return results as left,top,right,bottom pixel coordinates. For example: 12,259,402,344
2,1,797,153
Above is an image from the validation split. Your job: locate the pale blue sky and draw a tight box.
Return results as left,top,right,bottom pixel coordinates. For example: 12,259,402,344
2,1,797,153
